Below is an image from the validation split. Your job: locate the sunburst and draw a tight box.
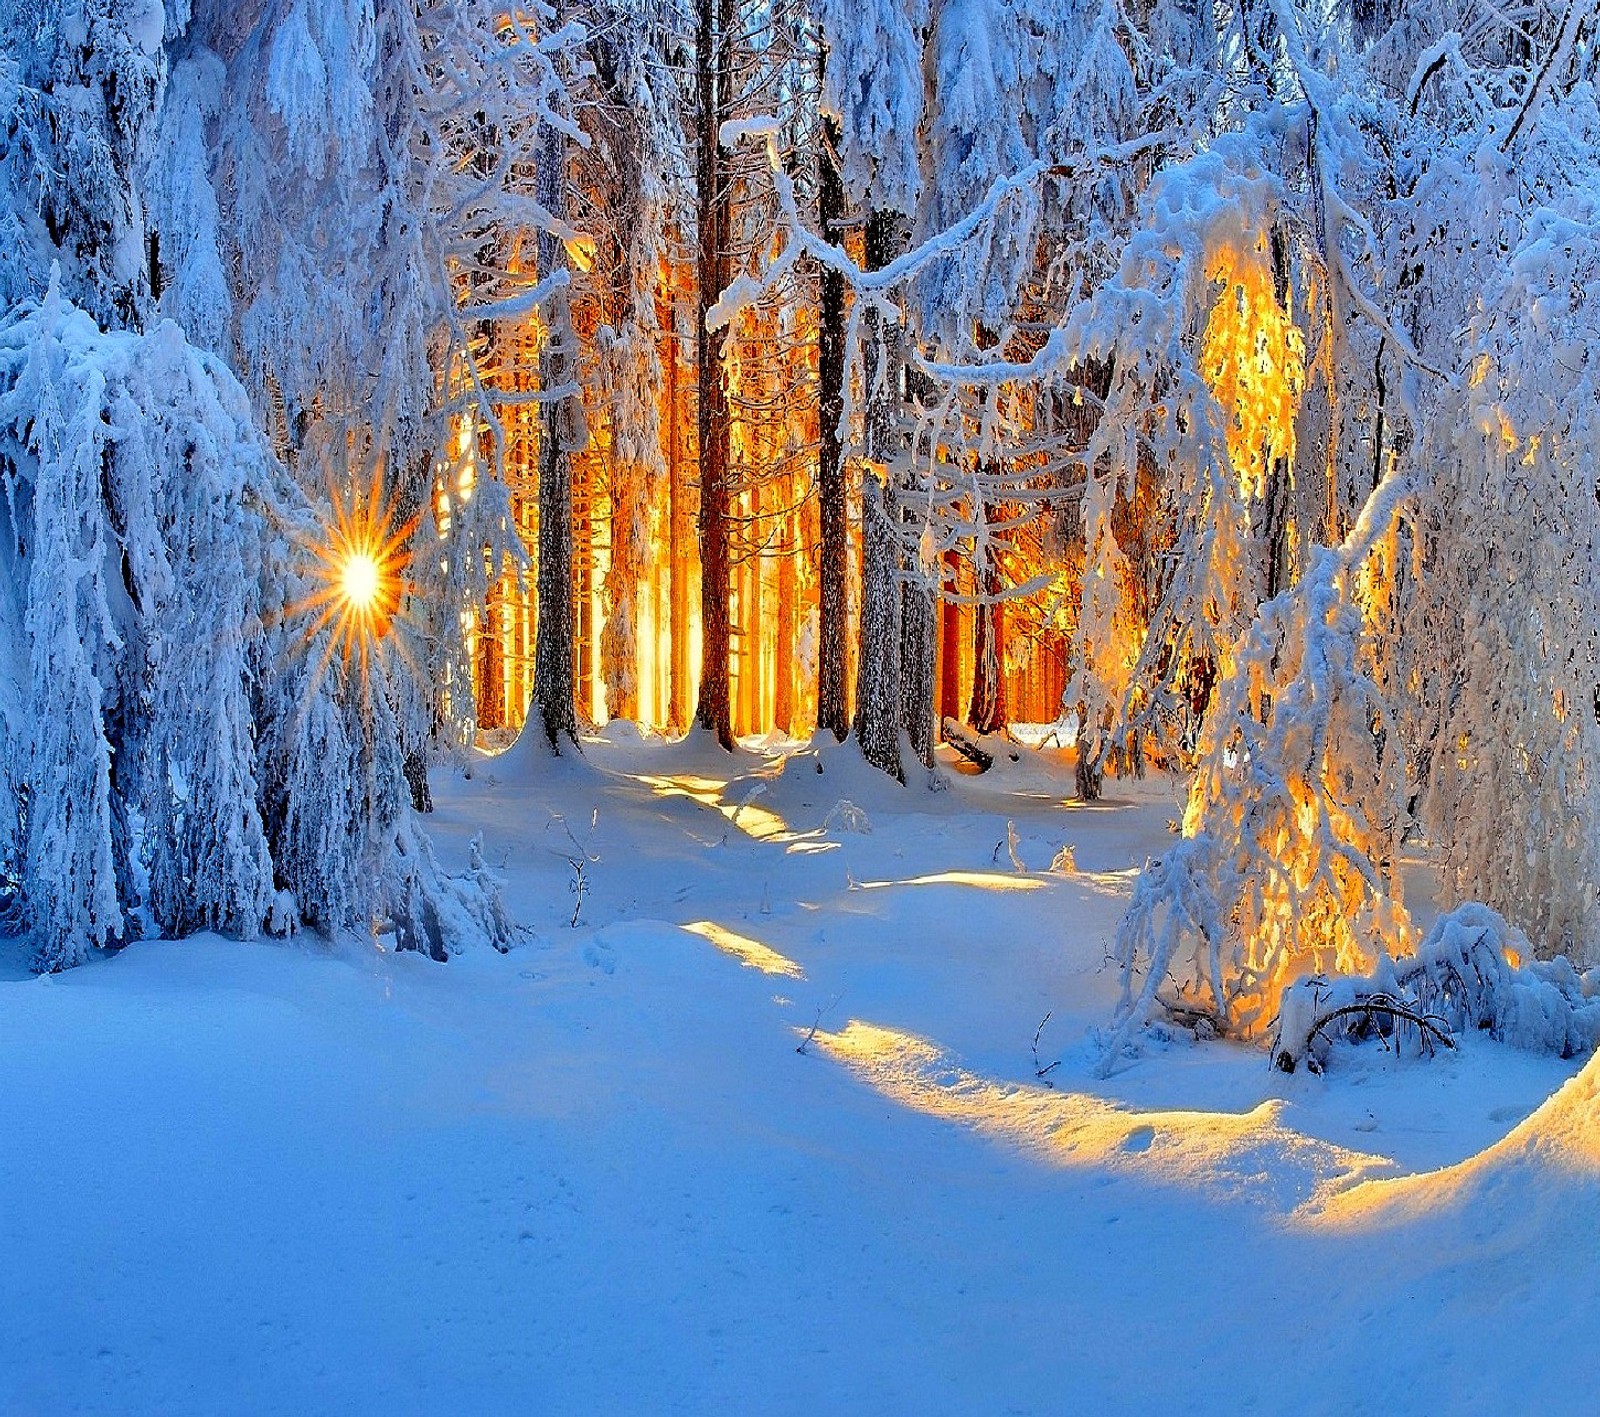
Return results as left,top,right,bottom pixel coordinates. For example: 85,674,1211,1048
288,460,423,698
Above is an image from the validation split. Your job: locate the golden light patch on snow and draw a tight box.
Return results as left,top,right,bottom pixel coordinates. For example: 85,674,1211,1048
814,1020,1390,1206
1307,1052,1600,1231
635,772,799,844
852,871,1048,893
1070,867,1143,898
683,921,806,979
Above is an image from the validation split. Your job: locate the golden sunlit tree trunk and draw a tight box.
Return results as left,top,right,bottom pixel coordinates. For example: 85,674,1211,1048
693,0,735,750
775,490,798,733
666,299,692,733
939,549,962,731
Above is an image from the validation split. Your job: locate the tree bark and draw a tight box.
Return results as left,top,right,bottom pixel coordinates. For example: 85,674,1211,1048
967,499,1008,735
853,211,907,779
388,447,436,811
816,105,850,743
532,97,581,753
939,548,962,729
667,300,690,733
1263,223,1294,602
693,0,735,750
775,492,797,734
899,513,936,768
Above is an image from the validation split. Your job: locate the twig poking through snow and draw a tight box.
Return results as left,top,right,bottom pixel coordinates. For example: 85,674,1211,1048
822,800,872,835
546,812,599,928
1032,1011,1061,1084
797,993,845,1055
1006,821,1026,872
555,854,587,927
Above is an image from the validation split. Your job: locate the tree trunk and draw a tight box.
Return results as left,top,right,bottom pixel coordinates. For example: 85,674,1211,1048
532,101,581,753
939,549,962,730
899,514,935,767
1263,223,1294,602
388,447,436,812
855,473,903,777
775,491,797,734
853,211,907,779
693,0,735,750
667,301,690,733
816,106,849,742
968,500,1008,735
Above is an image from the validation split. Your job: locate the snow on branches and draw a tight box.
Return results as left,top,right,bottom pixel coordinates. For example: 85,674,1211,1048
1103,511,1413,1060
1271,905,1600,1074
0,280,511,971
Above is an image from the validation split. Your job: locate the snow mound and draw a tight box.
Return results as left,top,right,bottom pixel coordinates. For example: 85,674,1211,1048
1314,1048,1600,1229
723,732,929,830
816,1018,1390,1210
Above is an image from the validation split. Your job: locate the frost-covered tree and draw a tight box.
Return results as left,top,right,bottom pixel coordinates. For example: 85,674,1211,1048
1105,487,1414,1052
813,0,927,747
150,0,584,762
1101,0,1600,1044
0,1,558,970
0,0,167,328
582,6,683,728
0,277,514,969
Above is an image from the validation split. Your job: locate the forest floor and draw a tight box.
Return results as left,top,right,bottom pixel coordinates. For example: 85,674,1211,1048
2,729,1596,1415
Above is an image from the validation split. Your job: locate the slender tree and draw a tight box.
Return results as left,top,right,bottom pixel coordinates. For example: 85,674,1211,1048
693,0,736,748
815,103,851,741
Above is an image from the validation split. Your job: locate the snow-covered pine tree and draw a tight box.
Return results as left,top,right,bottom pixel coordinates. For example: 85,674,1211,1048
0,0,167,328
0,1,569,969
1104,483,1415,1054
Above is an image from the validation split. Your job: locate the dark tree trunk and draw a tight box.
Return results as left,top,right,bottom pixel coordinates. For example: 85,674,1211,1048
532,100,581,754
853,211,908,779
1074,709,1105,801
967,501,1008,735
855,474,902,777
899,517,935,768
816,98,849,742
387,448,437,812
693,0,735,750
1262,223,1294,602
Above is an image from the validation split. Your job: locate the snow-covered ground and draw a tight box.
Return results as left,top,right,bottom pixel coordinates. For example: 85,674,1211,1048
2,732,1594,1415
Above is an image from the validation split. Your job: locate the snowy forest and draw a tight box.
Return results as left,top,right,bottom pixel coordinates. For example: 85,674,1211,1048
3,0,1600,1411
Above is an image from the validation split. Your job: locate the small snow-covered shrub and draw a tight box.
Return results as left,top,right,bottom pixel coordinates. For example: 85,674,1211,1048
823,799,872,835
1270,905,1600,1073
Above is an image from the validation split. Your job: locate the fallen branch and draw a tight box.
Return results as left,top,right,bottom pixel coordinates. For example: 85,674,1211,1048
942,718,994,771
1296,995,1455,1072
1268,904,1600,1074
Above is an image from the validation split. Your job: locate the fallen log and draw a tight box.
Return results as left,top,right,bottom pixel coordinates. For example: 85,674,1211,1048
941,718,994,771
